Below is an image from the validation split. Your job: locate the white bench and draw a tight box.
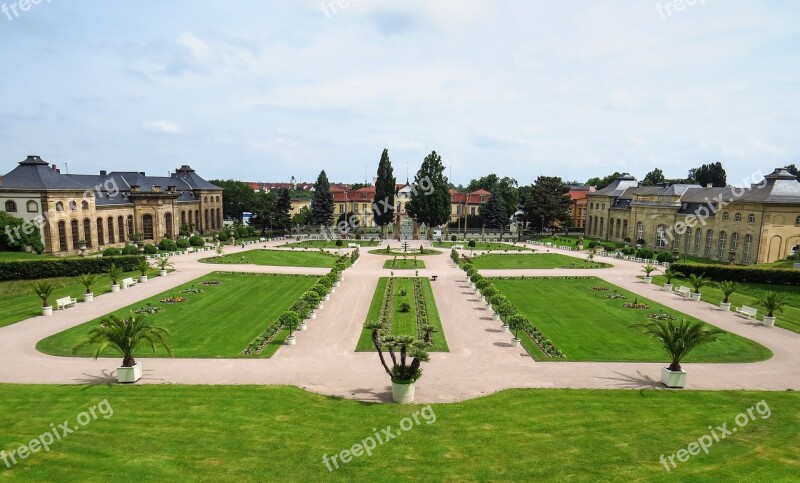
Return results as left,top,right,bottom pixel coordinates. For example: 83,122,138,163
121,277,137,289
736,305,758,319
348,243,358,248
56,296,77,310
453,244,464,249
673,286,691,298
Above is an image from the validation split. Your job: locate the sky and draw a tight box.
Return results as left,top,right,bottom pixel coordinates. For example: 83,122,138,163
1,0,798,187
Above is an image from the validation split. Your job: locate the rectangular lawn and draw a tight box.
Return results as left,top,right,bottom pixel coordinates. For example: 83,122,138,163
472,253,609,269
383,258,426,270
201,249,339,268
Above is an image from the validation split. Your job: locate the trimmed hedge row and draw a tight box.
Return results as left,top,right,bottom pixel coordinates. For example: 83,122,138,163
670,263,800,285
0,256,145,281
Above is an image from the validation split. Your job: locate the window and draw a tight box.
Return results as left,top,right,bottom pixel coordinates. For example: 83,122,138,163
127,215,134,239
216,196,220,203
339,205,344,214
165,213,173,238
108,217,115,244
69,201,77,211
717,231,726,258
704,230,714,256
71,219,79,249
55,201,64,212
734,213,742,222
117,216,124,242
796,216,800,225
615,219,621,239
204,209,209,230
636,222,644,242
181,211,187,227
217,208,222,229
622,220,628,239
748,214,755,224
743,234,753,262
142,214,154,240
684,228,692,252
730,232,739,252
586,217,592,234
204,196,208,203
362,203,368,212
26,200,38,212
83,219,92,248
96,218,104,246
599,218,604,237
656,225,667,248
722,212,729,221
81,200,89,210
57,221,68,251
4,200,16,212
694,229,702,253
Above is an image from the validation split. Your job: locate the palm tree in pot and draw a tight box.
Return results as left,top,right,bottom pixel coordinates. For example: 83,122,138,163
366,320,430,403
716,281,739,311
78,273,99,302
756,291,786,327
641,264,658,283
108,263,123,292
507,314,529,347
72,314,173,383
136,259,151,283
31,281,57,316
280,311,301,345
633,318,724,388
687,274,709,301
154,258,174,277
662,268,684,291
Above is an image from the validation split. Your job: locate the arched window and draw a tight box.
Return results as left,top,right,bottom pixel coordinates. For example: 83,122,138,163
730,232,739,252
599,218,604,238
83,218,92,248
188,210,194,226
694,229,702,253
195,210,200,230
204,209,210,230
636,222,644,242
704,230,714,256
181,211,187,227
127,215,134,239
216,208,221,229
615,219,621,239
81,200,89,210
656,225,667,248
108,217,115,244
204,196,208,203
216,195,220,203
96,218,104,246
717,231,726,258
57,221,68,251
55,201,64,212
734,213,741,222
117,216,125,242
684,228,692,252
743,234,753,262
165,213,173,238
26,200,38,212
795,216,800,225
4,200,17,212
586,217,592,235
142,214,154,240
70,219,79,249
69,201,77,211
748,214,756,224
622,220,628,240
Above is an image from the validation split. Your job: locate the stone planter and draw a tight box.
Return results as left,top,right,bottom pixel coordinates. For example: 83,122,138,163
286,335,297,345
690,293,701,302
391,381,416,403
160,269,168,277
139,275,148,283
335,281,340,287
318,302,324,310
325,294,330,301
42,305,53,316
299,322,308,331
310,312,317,320
762,316,776,327
331,287,336,294
720,302,731,311
511,337,521,347
643,277,653,284
83,293,94,303
111,284,120,293
493,312,499,321
121,281,129,290
661,367,686,388
117,363,142,384
663,283,673,292
500,324,509,333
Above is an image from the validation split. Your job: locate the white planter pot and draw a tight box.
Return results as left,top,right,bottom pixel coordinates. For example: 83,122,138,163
310,312,317,319
42,305,53,316
325,294,330,301
500,324,509,333
286,335,297,345
318,302,324,310
511,337,521,347
139,275,148,283
661,367,686,388
121,282,129,290
720,302,731,312
299,322,308,331
117,363,142,383
331,287,336,294
111,284,120,293
690,293,701,302
762,316,776,327
391,381,416,403
663,283,673,292
643,277,652,283
83,293,94,303
493,312,499,320
335,281,340,287
160,270,168,277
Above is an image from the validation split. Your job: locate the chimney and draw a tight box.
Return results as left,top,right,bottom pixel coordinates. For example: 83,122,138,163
51,164,58,172
151,185,161,193
167,185,177,194
131,185,140,193
100,170,107,176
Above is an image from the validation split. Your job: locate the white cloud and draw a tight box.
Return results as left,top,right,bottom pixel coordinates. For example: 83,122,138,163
177,33,213,62
141,120,184,135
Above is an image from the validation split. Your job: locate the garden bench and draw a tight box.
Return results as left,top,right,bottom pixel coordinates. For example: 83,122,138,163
453,244,464,249
430,275,438,282
56,296,77,310
673,286,691,298
122,277,137,288
348,243,358,248
736,305,758,319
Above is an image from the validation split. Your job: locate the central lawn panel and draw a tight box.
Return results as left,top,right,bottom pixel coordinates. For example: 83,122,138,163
383,258,426,269
492,277,771,362
434,241,533,251
472,253,609,269
282,240,380,248
200,249,338,268
37,272,317,359
0,385,796,481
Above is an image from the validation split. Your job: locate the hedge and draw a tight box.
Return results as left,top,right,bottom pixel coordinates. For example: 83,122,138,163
670,263,800,285
0,255,145,281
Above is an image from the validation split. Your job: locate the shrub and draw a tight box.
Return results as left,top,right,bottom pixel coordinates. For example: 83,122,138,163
398,301,411,313
143,244,158,254
355,234,362,240
467,240,476,248
302,291,321,307
158,238,178,251
121,245,139,255
655,251,673,263
450,235,457,241
217,231,229,242
603,244,616,252
335,239,343,247
587,241,598,249
621,247,635,255
0,256,144,281
102,247,122,257
636,248,654,260
236,226,249,239
176,238,190,249
670,263,800,285
189,235,205,247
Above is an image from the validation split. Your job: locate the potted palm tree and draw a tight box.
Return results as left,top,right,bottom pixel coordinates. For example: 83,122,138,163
366,320,431,403
280,311,301,345
31,281,56,316
662,267,684,292
756,291,786,327
507,314,529,347
154,258,174,277
136,259,150,283
688,274,708,301
634,318,724,388
78,273,98,302
72,314,173,383
717,281,739,311
641,264,658,283
109,263,123,292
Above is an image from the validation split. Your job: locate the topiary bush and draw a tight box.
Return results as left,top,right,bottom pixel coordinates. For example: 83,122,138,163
121,245,139,255
102,247,122,257
468,240,476,248
450,235,457,242
217,231,229,242
189,235,205,247
143,244,158,254
176,238,190,249
158,238,178,251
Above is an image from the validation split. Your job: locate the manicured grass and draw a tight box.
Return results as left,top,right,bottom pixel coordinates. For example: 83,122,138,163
368,248,441,256
0,270,143,329
492,277,771,362
471,253,610,270
679,255,728,265
383,258,426,270
434,241,533,251
0,385,797,481
37,273,318,359
530,235,586,248
356,277,448,352
282,240,380,249
0,251,59,260
653,275,800,334
200,249,339,268
753,258,800,270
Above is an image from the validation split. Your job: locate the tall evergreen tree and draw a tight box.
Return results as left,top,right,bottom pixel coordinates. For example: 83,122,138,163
311,170,334,227
523,176,571,233
373,148,396,237
275,188,292,231
406,151,451,237
482,188,506,231
689,162,727,187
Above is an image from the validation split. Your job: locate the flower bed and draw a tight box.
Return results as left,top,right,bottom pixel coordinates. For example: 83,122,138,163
623,298,650,309
412,277,432,339
522,325,565,358
589,286,610,291
160,296,186,304
181,287,204,294
647,311,677,321
134,304,163,315
201,280,222,286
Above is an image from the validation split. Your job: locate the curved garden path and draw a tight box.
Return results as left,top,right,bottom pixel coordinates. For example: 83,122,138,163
0,239,798,403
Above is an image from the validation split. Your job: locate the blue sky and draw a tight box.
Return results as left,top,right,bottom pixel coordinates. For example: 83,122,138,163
1,1,798,187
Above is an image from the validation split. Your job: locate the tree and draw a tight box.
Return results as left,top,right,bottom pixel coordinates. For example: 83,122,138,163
0,211,44,253
523,176,571,233
208,179,259,220
311,170,334,227
274,188,292,231
586,172,623,190
291,205,312,227
482,187,506,232
633,318,723,372
366,321,430,383
784,164,799,180
373,148,396,237
467,174,519,223
250,190,277,234
688,162,727,187
73,314,173,368
406,151,451,235
642,168,666,186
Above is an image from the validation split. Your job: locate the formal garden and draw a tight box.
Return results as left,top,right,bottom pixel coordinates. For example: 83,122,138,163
282,239,381,249
383,256,425,270
200,249,341,268
433,241,533,251
468,253,611,270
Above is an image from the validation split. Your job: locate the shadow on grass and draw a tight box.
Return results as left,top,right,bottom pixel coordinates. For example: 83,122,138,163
597,371,663,390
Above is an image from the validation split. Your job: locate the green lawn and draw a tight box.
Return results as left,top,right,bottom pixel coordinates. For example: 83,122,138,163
37,273,317,359
471,253,610,270
200,249,339,268
492,277,771,362
368,248,441,256
356,277,448,352
383,258,426,270
282,240,380,249
434,241,533,251
0,251,59,260
0,385,796,481
0,270,144,329
652,275,800,334
530,235,586,248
